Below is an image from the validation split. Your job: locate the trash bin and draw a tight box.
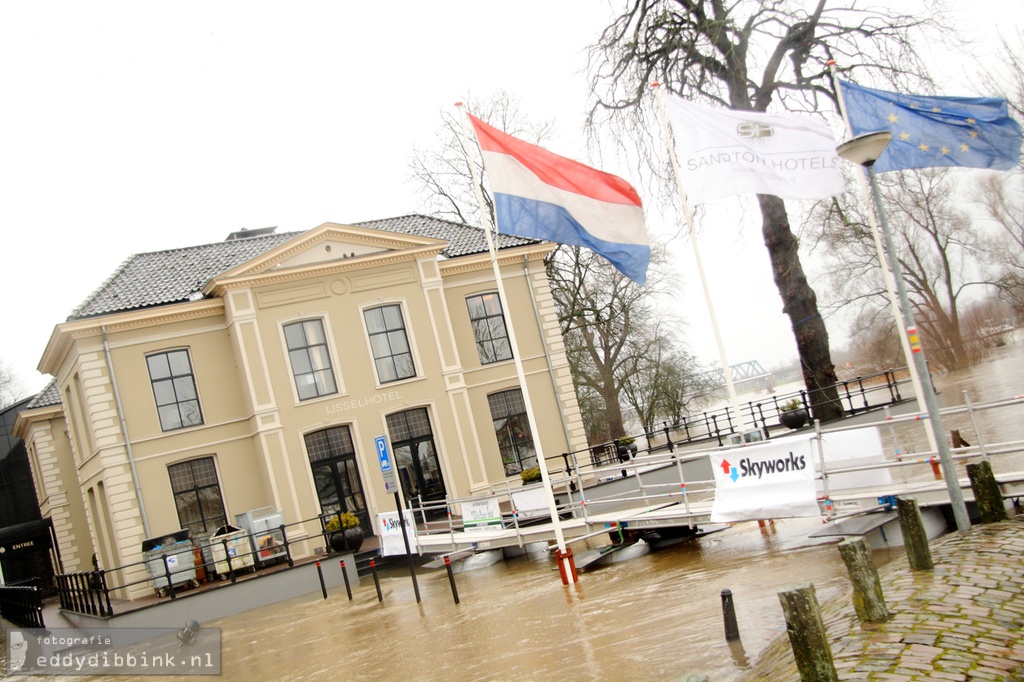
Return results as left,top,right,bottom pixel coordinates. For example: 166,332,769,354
235,507,287,566
142,531,198,597
210,524,255,578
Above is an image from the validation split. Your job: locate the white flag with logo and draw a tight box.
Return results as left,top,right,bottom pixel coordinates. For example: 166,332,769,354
709,434,820,522
664,94,844,204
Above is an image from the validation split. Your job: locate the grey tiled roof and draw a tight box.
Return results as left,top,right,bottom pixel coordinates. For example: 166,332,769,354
68,215,541,321
26,380,61,409
356,215,537,258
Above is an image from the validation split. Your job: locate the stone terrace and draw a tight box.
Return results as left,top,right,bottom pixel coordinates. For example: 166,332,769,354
745,518,1024,680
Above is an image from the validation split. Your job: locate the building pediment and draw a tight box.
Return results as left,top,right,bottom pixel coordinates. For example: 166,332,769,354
206,222,448,291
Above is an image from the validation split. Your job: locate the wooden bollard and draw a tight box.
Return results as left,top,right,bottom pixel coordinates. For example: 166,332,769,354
896,498,933,571
721,589,740,641
967,460,1007,524
838,538,890,623
778,583,838,682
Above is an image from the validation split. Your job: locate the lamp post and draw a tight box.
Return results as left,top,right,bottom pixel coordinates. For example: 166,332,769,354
837,131,971,533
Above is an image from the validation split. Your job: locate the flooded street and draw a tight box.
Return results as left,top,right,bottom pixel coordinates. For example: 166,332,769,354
211,516,871,681
13,340,1022,681
200,340,1021,682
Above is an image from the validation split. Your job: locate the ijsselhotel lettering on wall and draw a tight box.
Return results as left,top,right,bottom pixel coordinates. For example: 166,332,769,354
325,391,402,415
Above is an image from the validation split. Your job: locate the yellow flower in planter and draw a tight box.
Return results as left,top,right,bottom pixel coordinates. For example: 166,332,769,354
520,467,542,484
324,511,361,532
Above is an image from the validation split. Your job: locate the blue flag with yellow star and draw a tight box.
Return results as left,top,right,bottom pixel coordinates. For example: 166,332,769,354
839,80,1022,173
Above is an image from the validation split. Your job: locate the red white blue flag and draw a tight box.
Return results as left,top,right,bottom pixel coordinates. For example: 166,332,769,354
467,113,650,284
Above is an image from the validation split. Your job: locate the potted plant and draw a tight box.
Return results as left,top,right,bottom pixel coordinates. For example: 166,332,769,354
616,437,638,462
325,511,364,553
779,398,808,429
520,466,542,484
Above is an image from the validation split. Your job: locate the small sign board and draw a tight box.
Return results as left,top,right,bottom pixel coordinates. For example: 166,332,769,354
462,498,502,532
375,435,399,493
378,510,417,556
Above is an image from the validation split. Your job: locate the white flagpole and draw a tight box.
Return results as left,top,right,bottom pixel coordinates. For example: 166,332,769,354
652,84,749,436
828,62,938,454
455,103,577,584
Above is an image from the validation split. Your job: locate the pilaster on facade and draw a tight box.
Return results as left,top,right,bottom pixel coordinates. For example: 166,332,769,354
255,427,303,531
527,267,587,454
25,421,87,573
224,288,279,415
447,386,489,490
420,260,464,374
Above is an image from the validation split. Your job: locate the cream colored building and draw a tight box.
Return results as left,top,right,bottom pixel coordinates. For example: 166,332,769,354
15,216,586,598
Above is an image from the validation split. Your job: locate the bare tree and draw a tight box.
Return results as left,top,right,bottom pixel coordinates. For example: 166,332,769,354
844,311,904,375
816,169,992,371
620,335,717,434
410,93,695,442
549,244,675,441
586,0,948,421
0,360,24,410
975,173,1024,318
975,32,1024,318
408,92,554,227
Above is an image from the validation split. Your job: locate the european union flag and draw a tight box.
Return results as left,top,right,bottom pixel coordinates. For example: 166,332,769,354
839,79,1022,173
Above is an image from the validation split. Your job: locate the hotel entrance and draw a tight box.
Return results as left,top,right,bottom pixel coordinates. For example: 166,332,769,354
386,408,446,519
304,425,370,530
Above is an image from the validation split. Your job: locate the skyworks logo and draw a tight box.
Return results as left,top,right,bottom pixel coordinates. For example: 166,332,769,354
719,451,807,482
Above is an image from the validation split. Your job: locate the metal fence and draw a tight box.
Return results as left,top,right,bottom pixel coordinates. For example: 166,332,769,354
53,512,358,618
583,367,907,468
0,583,45,628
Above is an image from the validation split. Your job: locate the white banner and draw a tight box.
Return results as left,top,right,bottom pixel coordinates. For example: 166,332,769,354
377,509,417,556
663,94,844,204
709,434,819,522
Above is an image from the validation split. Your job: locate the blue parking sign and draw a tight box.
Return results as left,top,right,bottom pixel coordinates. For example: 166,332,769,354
375,436,392,472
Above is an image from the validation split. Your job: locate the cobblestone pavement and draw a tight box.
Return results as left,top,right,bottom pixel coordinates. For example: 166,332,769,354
744,518,1024,681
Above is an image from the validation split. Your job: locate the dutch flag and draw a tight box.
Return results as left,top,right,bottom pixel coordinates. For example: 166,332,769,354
468,113,650,285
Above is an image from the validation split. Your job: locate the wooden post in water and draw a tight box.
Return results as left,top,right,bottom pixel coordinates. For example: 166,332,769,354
838,538,890,623
777,583,838,682
967,460,1008,523
896,497,933,571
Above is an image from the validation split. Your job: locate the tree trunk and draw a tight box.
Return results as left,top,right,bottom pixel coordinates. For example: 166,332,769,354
758,194,844,423
600,384,626,440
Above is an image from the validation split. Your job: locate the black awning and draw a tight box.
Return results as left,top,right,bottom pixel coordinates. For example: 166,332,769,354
0,518,53,556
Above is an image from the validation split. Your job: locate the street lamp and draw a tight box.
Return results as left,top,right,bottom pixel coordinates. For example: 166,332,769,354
836,132,971,533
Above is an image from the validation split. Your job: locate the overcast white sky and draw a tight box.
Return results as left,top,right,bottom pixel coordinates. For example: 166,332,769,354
2,1,1021,400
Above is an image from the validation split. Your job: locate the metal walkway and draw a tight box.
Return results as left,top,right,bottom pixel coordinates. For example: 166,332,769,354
411,394,1024,557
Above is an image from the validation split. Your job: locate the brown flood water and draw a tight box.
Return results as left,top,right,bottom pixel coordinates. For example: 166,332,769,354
15,339,1024,681
210,517,863,682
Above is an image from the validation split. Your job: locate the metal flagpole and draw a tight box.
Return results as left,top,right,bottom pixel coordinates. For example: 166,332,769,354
828,62,939,454
455,103,578,583
836,129,971,533
651,83,749,435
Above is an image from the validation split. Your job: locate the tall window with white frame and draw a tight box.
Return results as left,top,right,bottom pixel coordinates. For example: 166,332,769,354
284,319,338,400
488,389,537,477
466,292,512,364
167,457,226,538
364,304,415,383
146,349,203,432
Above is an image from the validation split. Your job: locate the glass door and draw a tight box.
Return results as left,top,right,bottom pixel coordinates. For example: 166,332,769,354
386,409,447,519
305,426,369,529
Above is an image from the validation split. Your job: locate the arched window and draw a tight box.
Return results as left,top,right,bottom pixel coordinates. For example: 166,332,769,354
167,457,226,536
488,389,536,476
304,426,368,529
466,292,512,364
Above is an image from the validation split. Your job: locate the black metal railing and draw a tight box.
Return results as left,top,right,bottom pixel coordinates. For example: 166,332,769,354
0,583,45,628
579,367,909,470
53,510,379,618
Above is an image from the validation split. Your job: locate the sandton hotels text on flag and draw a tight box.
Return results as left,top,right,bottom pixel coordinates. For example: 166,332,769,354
663,94,844,204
